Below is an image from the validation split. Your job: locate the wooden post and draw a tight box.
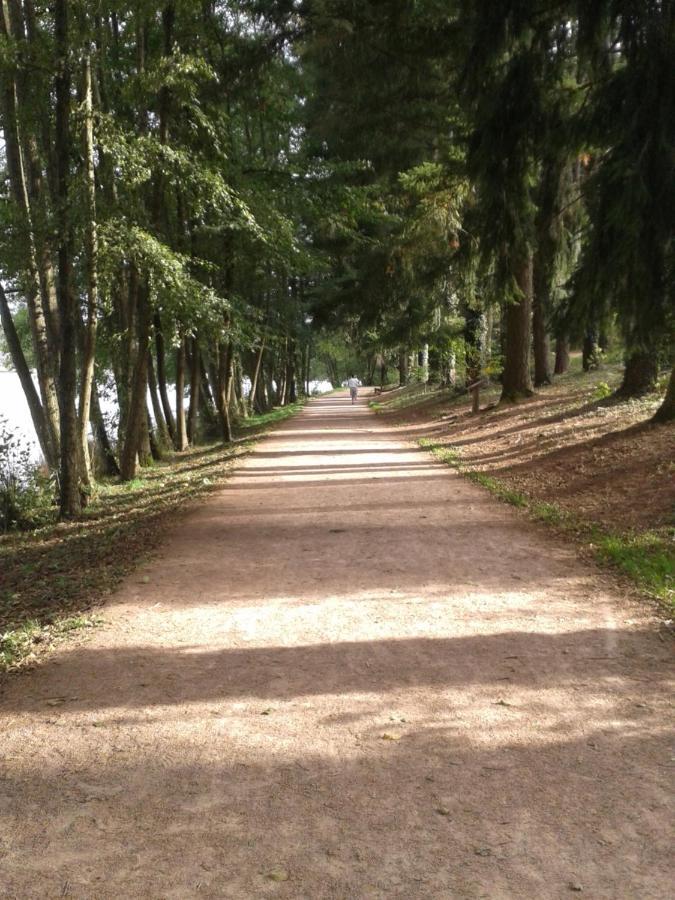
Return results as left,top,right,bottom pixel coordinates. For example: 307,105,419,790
468,378,487,414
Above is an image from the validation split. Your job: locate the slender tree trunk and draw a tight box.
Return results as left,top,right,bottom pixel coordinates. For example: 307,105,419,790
187,337,201,444
532,268,551,386
501,254,534,402
0,8,60,466
119,279,151,480
617,350,658,398
78,50,99,486
153,313,176,440
0,282,52,463
216,340,233,443
554,336,570,375
175,338,189,450
248,339,266,415
653,364,675,422
54,0,82,515
147,353,171,451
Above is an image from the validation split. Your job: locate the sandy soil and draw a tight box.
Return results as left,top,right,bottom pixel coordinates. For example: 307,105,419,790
1,392,673,899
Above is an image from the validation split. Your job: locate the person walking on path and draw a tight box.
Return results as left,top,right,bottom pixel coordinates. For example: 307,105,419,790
347,375,361,403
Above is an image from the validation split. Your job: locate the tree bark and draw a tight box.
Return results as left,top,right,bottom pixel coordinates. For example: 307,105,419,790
500,254,534,402
216,340,233,443
119,279,151,480
248,338,266,415
582,328,600,371
153,314,176,440
174,338,189,450
187,337,201,444
90,380,120,477
147,353,171,452
617,350,658,398
78,50,99,486
554,336,570,375
532,264,551,386
653,364,675,422
0,282,52,462
54,0,82,515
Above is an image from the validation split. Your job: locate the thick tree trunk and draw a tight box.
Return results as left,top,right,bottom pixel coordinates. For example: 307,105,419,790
398,349,409,386
55,0,82,516
187,337,201,444
153,314,176,441
653,365,675,423
617,350,658,398
501,254,534,402
174,338,189,450
582,328,600,371
0,282,52,464
554,336,570,375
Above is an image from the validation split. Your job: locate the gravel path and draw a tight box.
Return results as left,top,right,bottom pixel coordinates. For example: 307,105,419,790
1,392,672,899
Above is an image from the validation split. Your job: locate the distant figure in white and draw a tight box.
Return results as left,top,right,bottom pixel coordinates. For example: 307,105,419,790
347,375,361,404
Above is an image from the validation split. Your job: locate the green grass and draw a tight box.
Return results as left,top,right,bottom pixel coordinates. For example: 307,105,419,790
237,398,307,431
420,437,674,610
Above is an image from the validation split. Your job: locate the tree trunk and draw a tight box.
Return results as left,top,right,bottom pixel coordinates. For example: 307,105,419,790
78,51,99,487
54,0,82,515
153,313,176,440
582,328,600,371
617,350,658,398
119,279,151,480
532,270,551,386
0,282,52,463
653,365,675,423
500,254,534,402
90,380,120,477
216,340,233,443
174,338,189,450
398,349,409,386
554,336,570,375
147,353,171,451
187,337,200,444
248,339,266,415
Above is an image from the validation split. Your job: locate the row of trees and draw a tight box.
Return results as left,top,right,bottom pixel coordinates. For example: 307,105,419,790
286,0,674,407
1,1,673,521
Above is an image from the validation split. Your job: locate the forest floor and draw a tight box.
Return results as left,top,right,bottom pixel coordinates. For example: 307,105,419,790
372,359,674,609
1,391,673,899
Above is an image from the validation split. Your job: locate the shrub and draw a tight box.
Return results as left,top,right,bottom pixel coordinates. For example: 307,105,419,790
0,416,55,531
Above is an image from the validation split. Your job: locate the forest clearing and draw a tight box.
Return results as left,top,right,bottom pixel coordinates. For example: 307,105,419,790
1,1,674,898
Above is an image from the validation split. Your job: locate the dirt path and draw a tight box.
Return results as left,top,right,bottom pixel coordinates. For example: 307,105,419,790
1,393,672,899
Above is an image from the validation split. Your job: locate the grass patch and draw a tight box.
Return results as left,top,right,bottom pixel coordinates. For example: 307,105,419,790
0,614,104,671
0,401,305,674
420,436,674,610
237,399,307,432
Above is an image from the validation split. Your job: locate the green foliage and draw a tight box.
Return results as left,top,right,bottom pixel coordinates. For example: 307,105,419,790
0,417,55,532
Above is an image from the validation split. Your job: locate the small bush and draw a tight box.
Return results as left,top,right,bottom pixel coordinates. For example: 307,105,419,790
0,416,55,532
593,381,612,401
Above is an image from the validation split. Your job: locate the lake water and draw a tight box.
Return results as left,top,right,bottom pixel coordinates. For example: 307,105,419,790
0,369,333,462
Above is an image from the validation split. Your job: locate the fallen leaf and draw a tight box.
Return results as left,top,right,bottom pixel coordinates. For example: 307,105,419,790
435,806,451,816
265,868,289,882
380,732,401,741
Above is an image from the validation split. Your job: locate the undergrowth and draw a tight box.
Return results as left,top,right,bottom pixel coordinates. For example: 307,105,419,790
420,437,674,610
